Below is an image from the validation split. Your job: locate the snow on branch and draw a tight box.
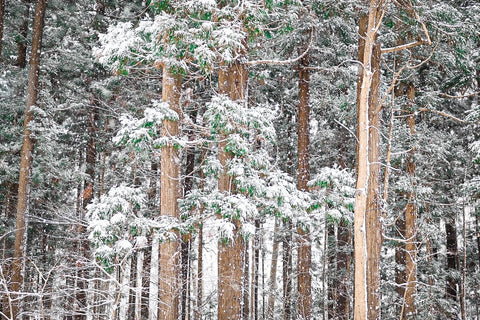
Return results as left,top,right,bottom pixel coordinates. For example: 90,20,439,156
246,27,314,66
381,40,426,54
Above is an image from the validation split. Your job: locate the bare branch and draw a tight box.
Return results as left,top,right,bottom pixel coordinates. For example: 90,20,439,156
381,40,425,54
440,92,480,99
418,107,467,123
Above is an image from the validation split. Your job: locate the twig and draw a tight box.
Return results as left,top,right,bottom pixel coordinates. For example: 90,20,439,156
418,107,466,123
440,92,480,99
246,27,314,66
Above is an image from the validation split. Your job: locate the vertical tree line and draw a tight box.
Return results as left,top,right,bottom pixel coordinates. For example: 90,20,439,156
0,1,479,320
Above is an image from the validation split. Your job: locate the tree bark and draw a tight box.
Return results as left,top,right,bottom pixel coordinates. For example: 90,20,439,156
445,220,458,301
252,218,260,320
74,97,98,320
119,256,132,320
336,219,351,320
181,111,196,320
10,0,47,318
16,0,31,68
402,84,417,319
196,219,203,320
149,234,159,320
266,218,280,320
354,2,384,319
135,244,145,320
282,219,293,320
0,0,5,61
217,60,247,320
158,66,182,320
297,50,312,320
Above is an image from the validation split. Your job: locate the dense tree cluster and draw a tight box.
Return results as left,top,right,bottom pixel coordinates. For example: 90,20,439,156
0,0,479,319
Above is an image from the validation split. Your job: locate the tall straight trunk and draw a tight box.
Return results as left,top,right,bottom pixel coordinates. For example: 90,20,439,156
477,207,480,275
282,220,293,320
149,234,159,320
445,220,458,301
395,216,406,299
336,219,351,320
195,149,207,320
135,238,146,320
354,2,384,319
402,84,417,319
119,256,132,320
460,203,467,320
196,219,203,320
75,98,98,320
327,222,336,320
181,108,197,320
10,1,47,319
158,65,182,320
243,238,250,319
266,218,280,320
217,60,247,320
365,39,382,320
252,218,260,320
297,51,312,320
16,0,31,68
0,0,5,60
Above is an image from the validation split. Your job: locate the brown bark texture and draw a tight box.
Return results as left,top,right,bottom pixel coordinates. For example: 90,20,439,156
10,0,47,319
158,66,182,320
74,98,98,320
366,41,382,320
0,0,5,60
336,219,352,320
445,221,458,301
266,218,280,320
16,0,31,68
297,52,312,320
403,84,417,319
354,2,384,319
217,61,247,320
283,220,293,320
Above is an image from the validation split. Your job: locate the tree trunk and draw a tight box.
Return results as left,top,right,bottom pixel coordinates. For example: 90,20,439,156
402,84,417,319
282,220,293,320
297,50,312,320
0,0,5,61
158,66,182,320
119,256,132,320
135,238,146,320
353,2,383,319
336,219,351,320
10,0,47,318
243,238,250,319
217,60,247,320
149,234,159,320
327,222,336,320
252,218,260,320
266,218,280,320
445,221,458,301
16,0,31,68
74,97,98,320
181,108,197,320
196,219,203,320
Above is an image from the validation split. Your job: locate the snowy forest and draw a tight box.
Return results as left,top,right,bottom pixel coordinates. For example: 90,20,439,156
1,0,480,319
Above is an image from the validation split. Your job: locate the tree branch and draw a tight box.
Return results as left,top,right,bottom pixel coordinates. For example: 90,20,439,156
246,27,314,66
418,107,467,123
440,92,480,99
381,40,425,54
